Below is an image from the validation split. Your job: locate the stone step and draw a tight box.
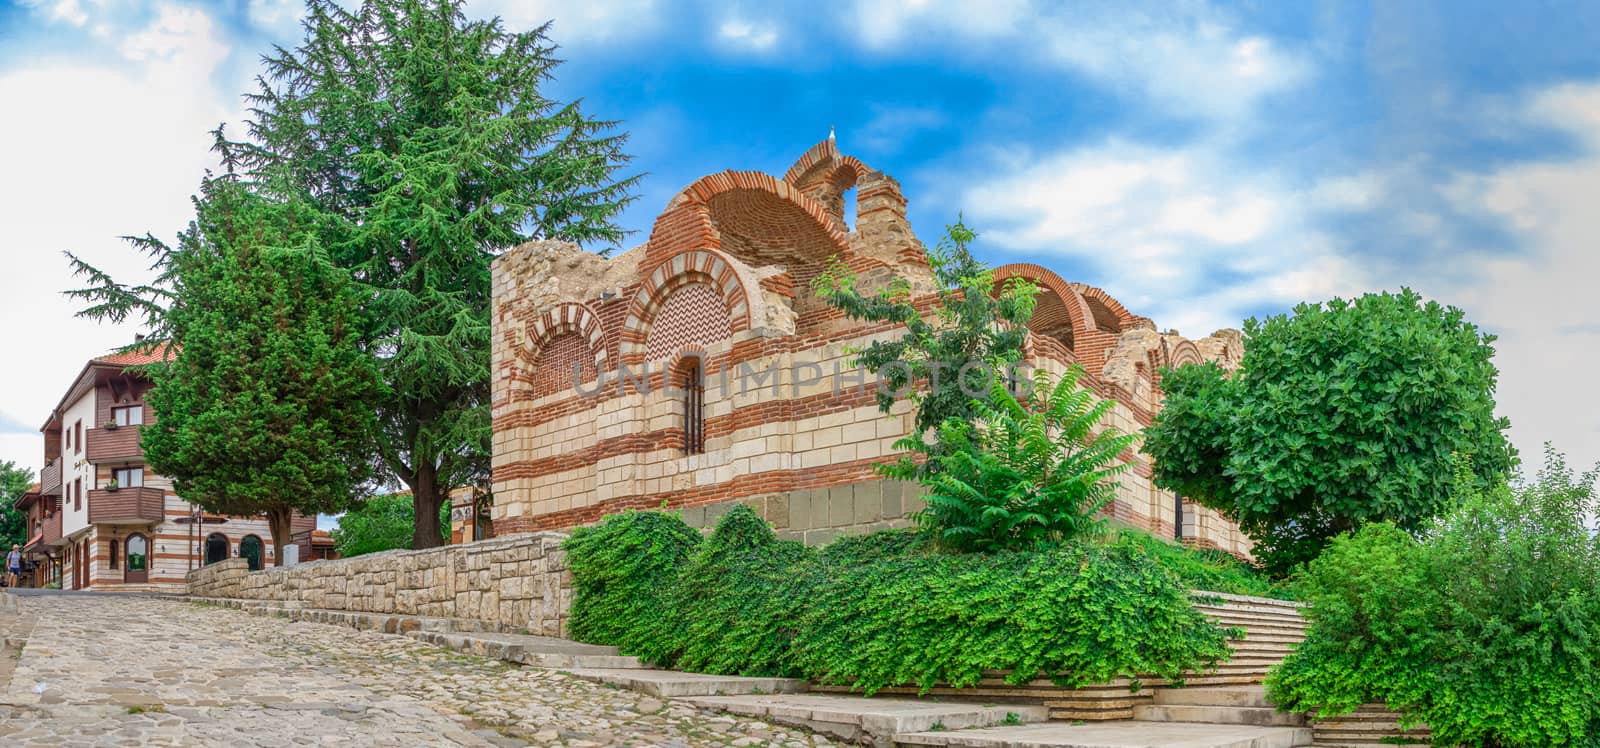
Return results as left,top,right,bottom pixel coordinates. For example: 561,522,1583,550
1133,704,1307,727
565,668,808,698
1154,686,1272,708
405,630,649,669
684,693,1048,742
894,721,1313,748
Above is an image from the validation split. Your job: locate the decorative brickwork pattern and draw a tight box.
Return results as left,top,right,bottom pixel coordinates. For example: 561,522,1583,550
529,332,598,399
643,283,732,362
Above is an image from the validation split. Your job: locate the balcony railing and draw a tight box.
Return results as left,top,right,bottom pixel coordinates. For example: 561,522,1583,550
85,425,143,463
42,510,63,546
40,459,62,496
87,486,165,524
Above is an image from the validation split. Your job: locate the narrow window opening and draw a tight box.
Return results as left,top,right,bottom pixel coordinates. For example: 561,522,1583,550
1174,493,1185,541
683,362,705,455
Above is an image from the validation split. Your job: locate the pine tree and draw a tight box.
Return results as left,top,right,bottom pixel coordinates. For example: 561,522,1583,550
129,173,378,565
234,0,637,547
69,0,638,548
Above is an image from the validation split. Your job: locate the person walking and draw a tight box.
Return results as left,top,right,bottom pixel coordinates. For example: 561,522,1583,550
6,544,22,588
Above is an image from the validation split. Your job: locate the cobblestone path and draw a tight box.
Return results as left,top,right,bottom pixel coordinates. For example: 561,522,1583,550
0,593,832,748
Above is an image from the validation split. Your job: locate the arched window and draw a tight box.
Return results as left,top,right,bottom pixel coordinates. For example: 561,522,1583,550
682,361,705,454
240,535,264,571
204,533,229,566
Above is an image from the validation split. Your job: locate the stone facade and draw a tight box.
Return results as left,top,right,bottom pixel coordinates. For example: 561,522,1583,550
184,532,574,636
490,137,1253,556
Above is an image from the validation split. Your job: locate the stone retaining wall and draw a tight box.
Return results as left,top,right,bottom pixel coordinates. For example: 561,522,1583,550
184,532,573,636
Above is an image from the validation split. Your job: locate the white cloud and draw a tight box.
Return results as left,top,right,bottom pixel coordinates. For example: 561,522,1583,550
851,0,1308,120
959,138,1366,335
0,4,244,474
18,0,89,27
469,0,660,45
718,18,778,52
855,0,1029,49
1434,83,1600,472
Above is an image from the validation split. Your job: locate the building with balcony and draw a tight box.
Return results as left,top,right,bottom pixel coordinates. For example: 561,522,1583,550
13,484,59,587
35,343,316,591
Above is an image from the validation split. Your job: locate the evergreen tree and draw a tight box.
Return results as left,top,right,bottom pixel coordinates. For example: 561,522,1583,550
69,0,638,548
80,171,379,566
234,0,637,547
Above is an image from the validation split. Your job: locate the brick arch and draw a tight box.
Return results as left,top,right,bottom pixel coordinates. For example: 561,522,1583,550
994,263,1097,346
648,171,852,271
521,302,608,371
784,138,873,232
1167,339,1204,368
620,250,751,365
1070,282,1150,333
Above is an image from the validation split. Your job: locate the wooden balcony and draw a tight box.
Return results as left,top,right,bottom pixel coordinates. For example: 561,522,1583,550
39,458,62,496
85,425,143,463
41,510,63,547
87,486,165,525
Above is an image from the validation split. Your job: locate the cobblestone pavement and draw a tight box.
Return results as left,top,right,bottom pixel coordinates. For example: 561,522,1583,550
0,593,834,748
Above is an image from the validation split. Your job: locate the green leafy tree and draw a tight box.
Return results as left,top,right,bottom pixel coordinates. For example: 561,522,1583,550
1268,447,1600,747
883,369,1137,552
331,491,451,557
813,218,1037,460
67,0,638,548
0,461,34,549
127,174,379,566
1143,289,1514,575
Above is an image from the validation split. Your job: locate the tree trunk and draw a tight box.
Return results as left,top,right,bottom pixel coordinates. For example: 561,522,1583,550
265,506,294,568
410,460,446,549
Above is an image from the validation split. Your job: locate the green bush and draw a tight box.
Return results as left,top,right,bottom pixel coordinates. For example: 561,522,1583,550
1110,529,1289,600
564,510,702,665
566,506,1235,695
1143,289,1515,578
332,492,450,557
883,369,1137,552
670,508,814,676
1267,447,1600,747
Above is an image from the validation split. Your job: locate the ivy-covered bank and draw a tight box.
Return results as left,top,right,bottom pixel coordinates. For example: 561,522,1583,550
564,507,1258,694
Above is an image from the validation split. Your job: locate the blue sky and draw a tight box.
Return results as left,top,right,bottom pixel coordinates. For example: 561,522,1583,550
2,0,1597,484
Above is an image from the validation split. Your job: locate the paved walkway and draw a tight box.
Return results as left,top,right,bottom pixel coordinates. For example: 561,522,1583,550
0,592,831,747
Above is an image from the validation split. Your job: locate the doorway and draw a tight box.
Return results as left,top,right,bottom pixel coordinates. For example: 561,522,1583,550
204,533,229,566
240,535,263,571
124,533,149,583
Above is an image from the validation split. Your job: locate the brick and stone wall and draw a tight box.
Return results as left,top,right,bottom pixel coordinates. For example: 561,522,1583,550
185,532,573,636
489,137,1253,557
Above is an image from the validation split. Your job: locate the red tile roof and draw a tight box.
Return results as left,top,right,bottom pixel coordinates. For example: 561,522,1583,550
91,341,176,366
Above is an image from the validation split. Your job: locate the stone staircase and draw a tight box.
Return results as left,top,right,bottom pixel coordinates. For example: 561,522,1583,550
182,592,1426,747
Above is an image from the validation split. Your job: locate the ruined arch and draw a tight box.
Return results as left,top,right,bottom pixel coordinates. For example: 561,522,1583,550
1071,282,1146,333
1168,339,1204,369
522,302,609,371
621,250,751,365
994,263,1096,353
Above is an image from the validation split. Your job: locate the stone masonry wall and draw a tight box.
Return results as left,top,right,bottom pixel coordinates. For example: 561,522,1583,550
489,137,1254,558
185,532,573,636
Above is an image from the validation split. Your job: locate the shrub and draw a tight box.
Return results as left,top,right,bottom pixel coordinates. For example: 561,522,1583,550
332,493,449,557
1109,529,1288,600
1143,289,1515,577
670,506,814,676
1267,447,1600,747
883,369,1137,552
791,540,1235,695
566,508,1235,696
563,510,702,664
